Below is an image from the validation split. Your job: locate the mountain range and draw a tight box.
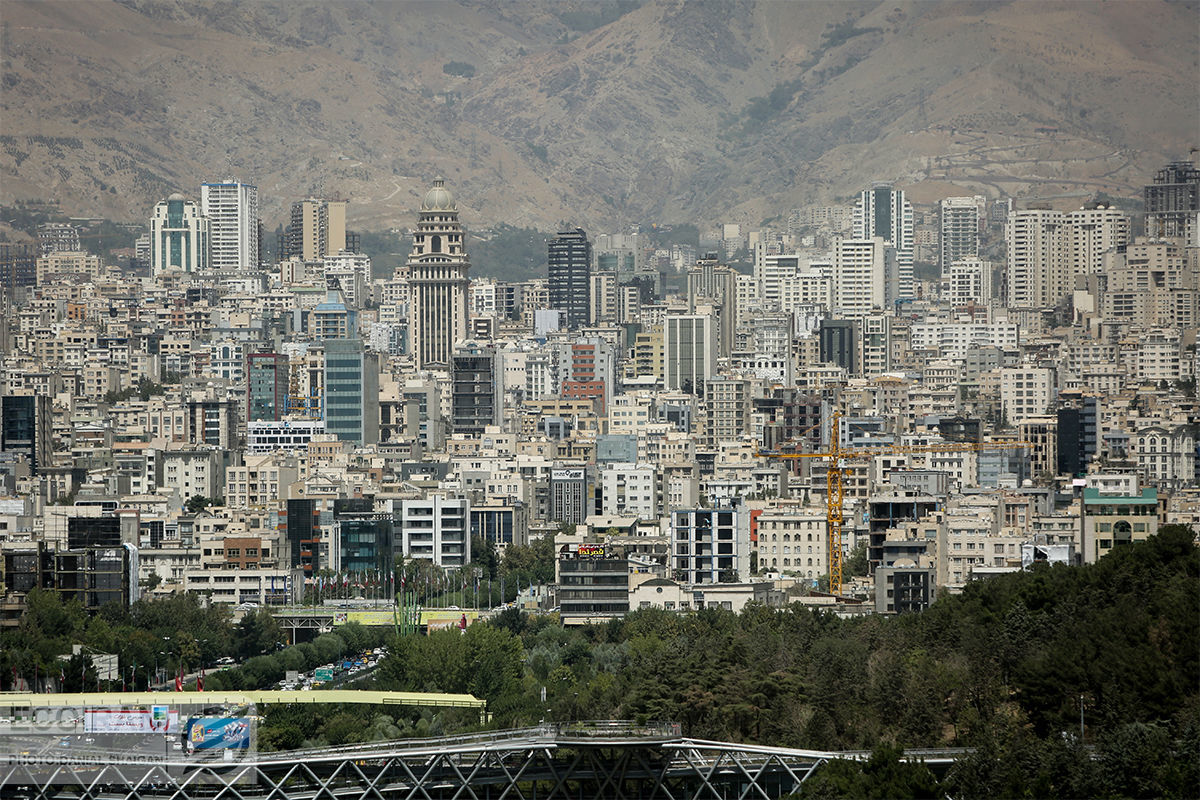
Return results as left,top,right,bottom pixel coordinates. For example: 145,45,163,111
1,0,1196,232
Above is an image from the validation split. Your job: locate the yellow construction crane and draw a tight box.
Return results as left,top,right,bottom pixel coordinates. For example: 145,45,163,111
756,410,1034,593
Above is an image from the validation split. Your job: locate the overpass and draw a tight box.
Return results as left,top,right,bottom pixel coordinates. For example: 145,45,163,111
1,690,486,712
1,721,967,799
269,605,482,638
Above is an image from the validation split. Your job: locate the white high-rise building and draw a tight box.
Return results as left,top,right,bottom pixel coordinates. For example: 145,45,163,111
407,177,470,370
1005,209,1065,309
833,238,889,317
200,179,259,271
1067,205,1130,277
853,183,914,300
939,196,985,274
946,259,994,306
754,245,799,310
149,193,209,276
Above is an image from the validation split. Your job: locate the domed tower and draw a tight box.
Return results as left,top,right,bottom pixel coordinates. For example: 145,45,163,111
407,177,471,369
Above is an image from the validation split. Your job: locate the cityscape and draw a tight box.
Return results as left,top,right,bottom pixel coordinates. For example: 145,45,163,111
0,1,1197,798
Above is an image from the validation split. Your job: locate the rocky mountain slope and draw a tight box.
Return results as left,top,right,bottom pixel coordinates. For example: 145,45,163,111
1,0,1195,231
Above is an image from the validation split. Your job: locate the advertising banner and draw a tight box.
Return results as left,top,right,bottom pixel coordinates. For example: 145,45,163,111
83,707,178,733
186,717,252,751
421,610,478,629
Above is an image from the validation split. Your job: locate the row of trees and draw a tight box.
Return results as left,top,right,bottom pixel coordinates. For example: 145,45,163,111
205,621,385,693
1,592,236,692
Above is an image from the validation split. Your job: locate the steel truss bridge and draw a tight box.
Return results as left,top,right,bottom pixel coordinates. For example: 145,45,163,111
3,722,965,799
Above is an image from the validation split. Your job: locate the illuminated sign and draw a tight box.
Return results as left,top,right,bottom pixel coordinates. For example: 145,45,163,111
576,544,606,558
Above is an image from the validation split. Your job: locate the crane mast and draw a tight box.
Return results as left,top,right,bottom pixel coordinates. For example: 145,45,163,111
758,410,1033,595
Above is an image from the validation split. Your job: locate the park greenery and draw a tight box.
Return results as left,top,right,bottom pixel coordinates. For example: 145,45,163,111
362,525,1198,797
2,526,1195,795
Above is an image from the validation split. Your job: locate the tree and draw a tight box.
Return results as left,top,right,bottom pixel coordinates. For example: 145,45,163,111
797,745,941,799
844,542,869,577
185,495,214,514
233,609,284,661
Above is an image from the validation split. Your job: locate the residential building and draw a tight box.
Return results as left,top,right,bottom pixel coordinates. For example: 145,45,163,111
671,508,751,584
200,179,259,271
853,183,913,299
393,495,470,568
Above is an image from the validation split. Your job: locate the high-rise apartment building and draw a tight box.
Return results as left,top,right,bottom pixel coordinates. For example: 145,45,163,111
945,259,994,306
819,319,858,374
688,255,737,359
283,198,348,261
1144,160,1199,243
671,508,751,584
832,237,891,316
1067,205,1130,276
37,223,80,256
407,178,470,369
1006,206,1129,309
393,495,470,568
548,228,592,330
939,196,984,274
149,193,209,276
200,179,259,271
853,183,914,299
1005,209,1065,309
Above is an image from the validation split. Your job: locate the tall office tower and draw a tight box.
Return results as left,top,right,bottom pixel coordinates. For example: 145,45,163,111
149,193,209,276
451,346,499,436
0,243,36,290
1144,160,1200,243
0,394,52,475
283,198,348,261
1005,209,1065,309
200,179,259,271
818,319,858,374
833,237,892,316
323,337,380,446
939,196,984,274
548,227,592,330
853,183,914,299
407,177,470,369
1067,205,1130,276
246,352,289,422
663,314,716,395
